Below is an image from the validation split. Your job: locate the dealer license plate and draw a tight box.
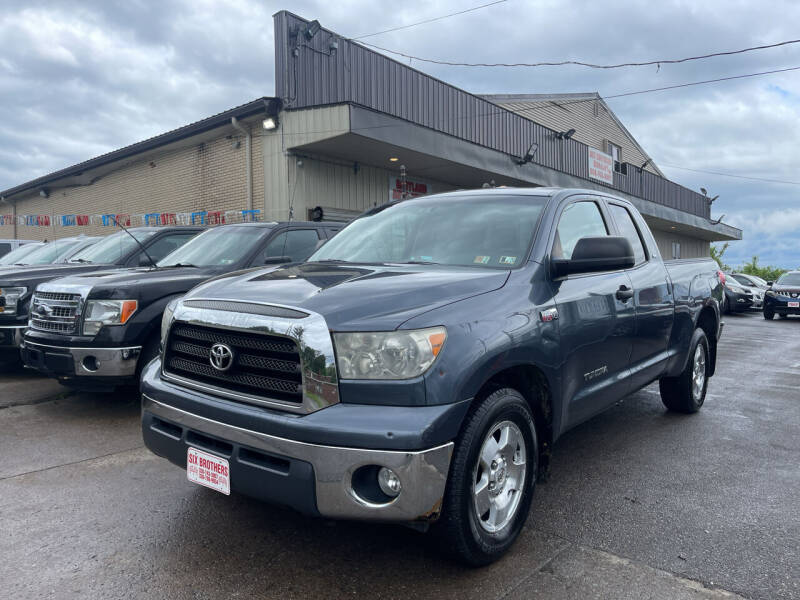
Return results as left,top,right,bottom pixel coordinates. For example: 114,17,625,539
187,447,230,495
788,302,799,308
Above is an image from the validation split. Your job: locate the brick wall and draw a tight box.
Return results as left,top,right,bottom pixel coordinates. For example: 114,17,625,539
0,118,263,241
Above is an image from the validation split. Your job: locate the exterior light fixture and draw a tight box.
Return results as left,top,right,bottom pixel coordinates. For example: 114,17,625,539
262,116,278,131
39,188,49,198
389,157,399,162
639,158,652,172
555,129,576,140
303,20,321,40
516,142,539,165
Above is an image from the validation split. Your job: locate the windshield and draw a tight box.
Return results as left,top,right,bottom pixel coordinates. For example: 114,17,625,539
0,243,42,265
70,230,158,264
730,274,753,287
310,194,547,268
158,226,269,267
776,272,800,286
13,239,83,265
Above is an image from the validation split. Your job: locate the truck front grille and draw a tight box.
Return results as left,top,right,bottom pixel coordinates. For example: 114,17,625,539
164,323,303,404
29,292,82,334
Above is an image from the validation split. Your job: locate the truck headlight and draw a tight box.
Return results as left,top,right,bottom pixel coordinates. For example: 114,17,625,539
333,327,446,380
82,300,138,335
161,299,179,345
0,287,27,315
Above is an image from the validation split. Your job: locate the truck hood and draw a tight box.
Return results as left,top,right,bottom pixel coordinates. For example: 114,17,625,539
51,266,225,300
0,263,120,287
770,284,800,296
187,262,510,330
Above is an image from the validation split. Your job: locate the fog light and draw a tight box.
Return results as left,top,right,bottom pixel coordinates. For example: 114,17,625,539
377,467,401,497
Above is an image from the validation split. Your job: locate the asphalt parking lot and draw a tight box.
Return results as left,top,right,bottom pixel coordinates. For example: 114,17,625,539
1,311,798,600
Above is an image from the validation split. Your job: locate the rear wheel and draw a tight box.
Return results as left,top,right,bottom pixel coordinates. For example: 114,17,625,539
659,328,709,413
438,387,538,566
764,307,774,320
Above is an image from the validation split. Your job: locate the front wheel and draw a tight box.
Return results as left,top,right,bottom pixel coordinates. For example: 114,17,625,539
437,387,538,566
659,328,709,413
764,307,774,320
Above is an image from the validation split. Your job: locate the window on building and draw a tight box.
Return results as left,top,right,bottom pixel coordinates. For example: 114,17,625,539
608,204,647,265
607,141,627,175
553,201,608,260
260,229,321,263
671,241,681,260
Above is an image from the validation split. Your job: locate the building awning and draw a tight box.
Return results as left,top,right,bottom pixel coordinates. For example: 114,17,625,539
287,104,741,242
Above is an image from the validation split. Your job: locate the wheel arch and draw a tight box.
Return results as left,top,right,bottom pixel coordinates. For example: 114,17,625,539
696,305,719,377
470,364,555,478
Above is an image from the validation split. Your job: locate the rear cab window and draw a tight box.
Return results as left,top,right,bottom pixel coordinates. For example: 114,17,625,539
608,203,647,265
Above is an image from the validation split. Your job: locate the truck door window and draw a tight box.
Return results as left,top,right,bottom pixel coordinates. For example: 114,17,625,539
553,201,608,260
608,204,647,265
262,229,321,262
139,233,197,264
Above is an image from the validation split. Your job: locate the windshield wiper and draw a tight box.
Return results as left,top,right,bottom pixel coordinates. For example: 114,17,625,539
312,259,352,264
397,260,439,265
159,263,198,268
69,258,93,263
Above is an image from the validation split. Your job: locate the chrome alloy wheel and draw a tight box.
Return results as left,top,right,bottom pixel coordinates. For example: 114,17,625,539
472,420,527,533
692,344,706,401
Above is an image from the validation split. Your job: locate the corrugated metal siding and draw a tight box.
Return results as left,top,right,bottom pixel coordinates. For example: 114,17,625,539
274,11,710,219
491,99,659,176
651,228,710,259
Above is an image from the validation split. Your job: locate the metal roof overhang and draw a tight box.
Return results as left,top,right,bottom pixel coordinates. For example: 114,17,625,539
288,104,741,242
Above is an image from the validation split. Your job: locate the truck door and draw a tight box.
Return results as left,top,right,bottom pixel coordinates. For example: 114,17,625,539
607,202,674,390
549,199,636,427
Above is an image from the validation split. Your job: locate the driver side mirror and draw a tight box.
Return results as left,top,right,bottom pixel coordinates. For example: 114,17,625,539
551,236,635,279
767,281,773,287
263,256,292,265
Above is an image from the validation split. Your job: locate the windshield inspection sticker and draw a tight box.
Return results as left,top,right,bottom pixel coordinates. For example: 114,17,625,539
500,256,517,265
474,256,491,264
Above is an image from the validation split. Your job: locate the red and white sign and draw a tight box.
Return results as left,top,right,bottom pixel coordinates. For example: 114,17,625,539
187,447,230,495
389,176,432,201
588,148,614,185
789,302,799,308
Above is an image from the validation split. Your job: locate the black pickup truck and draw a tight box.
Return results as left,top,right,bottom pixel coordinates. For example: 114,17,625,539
22,221,340,389
1,227,200,365
140,188,723,565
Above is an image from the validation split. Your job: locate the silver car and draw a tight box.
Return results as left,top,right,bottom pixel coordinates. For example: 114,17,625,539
729,272,768,309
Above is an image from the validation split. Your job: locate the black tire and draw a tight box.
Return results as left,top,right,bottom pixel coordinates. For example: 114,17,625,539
659,328,709,413
437,387,538,566
723,296,731,314
764,307,774,320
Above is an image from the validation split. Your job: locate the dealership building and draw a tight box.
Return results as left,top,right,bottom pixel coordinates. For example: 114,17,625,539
0,11,741,258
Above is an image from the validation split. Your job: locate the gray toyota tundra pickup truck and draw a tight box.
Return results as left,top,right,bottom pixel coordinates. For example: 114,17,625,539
141,187,724,565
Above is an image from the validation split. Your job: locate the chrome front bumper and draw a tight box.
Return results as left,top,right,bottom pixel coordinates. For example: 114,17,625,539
0,325,25,348
143,395,454,522
22,340,142,377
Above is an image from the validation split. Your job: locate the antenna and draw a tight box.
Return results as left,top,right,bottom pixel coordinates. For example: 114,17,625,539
112,216,157,268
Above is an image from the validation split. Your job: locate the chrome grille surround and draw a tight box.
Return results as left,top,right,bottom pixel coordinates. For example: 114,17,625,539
29,292,83,334
161,298,339,415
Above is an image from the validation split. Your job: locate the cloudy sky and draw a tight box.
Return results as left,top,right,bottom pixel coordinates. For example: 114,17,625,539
2,0,799,266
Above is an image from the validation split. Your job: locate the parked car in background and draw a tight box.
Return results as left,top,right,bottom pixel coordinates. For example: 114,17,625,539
22,221,340,390
763,271,800,320
0,242,44,265
728,272,767,309
0,227,201,365
0,236,100,273
722,274,753,313
140,187,723,565
0,238,38,259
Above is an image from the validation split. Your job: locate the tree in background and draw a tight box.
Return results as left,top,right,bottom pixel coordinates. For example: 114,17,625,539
739,256,786,283
710,242,730,270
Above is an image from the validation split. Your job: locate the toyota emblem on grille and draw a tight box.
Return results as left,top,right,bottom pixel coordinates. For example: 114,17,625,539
209,343,234,371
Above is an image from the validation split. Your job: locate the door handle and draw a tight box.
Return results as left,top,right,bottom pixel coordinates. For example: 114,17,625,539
616,285,634,301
